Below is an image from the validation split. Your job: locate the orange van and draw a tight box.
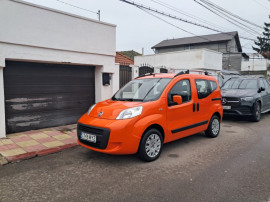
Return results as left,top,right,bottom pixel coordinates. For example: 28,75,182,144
77,71,223,161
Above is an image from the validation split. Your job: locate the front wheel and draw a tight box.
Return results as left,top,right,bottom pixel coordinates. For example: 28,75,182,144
252,101,261,122
205,115,220,138
138,128,163,162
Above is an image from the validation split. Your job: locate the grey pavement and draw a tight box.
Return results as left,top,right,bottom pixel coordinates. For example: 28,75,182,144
0,113,270,202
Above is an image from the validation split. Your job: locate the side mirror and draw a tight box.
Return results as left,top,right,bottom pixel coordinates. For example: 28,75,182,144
173,95,182,105
258,87,265,93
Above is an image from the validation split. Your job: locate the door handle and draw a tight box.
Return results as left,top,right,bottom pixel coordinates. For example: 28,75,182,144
197,103,200,111
193,103,195,112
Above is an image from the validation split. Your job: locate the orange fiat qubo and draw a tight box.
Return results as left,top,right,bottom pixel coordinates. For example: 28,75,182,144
77,71,223,161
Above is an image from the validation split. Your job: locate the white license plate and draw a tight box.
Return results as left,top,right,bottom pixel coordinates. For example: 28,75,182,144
223,106,231,110
81,132,96,143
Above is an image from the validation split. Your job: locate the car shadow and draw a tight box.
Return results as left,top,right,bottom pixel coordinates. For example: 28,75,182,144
79,132,207,164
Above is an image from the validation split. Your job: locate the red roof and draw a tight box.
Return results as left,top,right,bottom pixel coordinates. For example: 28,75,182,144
115,52,134,65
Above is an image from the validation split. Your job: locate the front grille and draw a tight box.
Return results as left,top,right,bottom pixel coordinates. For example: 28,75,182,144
77,123,110,149
78,124,104,135
222,97,240,106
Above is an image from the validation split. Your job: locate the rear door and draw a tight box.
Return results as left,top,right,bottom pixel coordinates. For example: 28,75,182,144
262,79,270,110
259,78,268,112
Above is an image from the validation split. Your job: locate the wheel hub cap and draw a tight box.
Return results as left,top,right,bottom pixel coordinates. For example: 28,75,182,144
145,134,161,158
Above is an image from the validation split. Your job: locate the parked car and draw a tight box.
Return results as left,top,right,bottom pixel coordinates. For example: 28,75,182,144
77,71,223,161
221,76,270,121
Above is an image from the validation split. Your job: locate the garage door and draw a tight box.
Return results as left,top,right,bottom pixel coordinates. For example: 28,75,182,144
4,61,95,134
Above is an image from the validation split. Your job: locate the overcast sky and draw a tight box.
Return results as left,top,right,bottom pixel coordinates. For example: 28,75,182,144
24,0,270,54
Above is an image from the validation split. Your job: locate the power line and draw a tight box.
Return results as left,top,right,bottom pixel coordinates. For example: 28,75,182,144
201,0,263,29
194,0,259,37
120,0,223,33
55,0,100,20
148,0,256,41
120,0,256,42
139,7,213,42
148,0,229,31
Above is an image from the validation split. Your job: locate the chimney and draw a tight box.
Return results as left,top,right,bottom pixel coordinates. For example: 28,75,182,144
142,48,144,56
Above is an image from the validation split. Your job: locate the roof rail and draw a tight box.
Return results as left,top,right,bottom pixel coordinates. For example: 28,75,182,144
136,72,156,79
174,70,189,78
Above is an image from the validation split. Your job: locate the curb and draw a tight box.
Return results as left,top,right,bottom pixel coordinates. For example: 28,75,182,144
0,143,78,165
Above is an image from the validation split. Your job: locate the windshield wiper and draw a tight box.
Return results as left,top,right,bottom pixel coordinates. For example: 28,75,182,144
117,98,143,102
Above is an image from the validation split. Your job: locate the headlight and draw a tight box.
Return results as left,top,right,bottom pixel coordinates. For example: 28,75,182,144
240,97,253,102
87,104,96,115
116,106,143,120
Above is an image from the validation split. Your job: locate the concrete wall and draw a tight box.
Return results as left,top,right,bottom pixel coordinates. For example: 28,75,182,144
134,49,222,72
241,59,268,71
222,53,242,71
155,42,228,54
0,0,119,137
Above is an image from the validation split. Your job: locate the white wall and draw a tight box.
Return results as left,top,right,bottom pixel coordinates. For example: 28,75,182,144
0,0,119,137
134,49,222,72
241,59,268,71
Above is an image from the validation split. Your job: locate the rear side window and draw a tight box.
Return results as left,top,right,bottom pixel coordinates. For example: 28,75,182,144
168,79,191,105
209,81,217,92
195,79,217,99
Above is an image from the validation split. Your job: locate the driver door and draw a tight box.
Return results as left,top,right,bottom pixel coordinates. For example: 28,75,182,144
166,78,197,142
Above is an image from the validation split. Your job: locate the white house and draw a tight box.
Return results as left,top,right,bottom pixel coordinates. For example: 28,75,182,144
241,53,269,73
0,0,119,137
134,49,222,75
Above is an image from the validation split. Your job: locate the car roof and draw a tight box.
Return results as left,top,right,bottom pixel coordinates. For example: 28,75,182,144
136,73,216,80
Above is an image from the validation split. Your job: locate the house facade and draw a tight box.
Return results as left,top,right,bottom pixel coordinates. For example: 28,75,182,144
0,0,119,137
152,32,242,72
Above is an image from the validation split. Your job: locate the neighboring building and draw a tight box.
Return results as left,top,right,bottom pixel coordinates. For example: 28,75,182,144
0,0,119,137
118,50,141,60
115,52,134,66
241,53,269,76
152,32,242,71
134,49,222,76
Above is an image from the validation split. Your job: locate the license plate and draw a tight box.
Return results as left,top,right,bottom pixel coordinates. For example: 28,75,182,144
81,131,96,143
223,106,231,110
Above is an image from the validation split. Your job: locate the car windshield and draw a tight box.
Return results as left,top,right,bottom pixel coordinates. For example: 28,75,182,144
221,79,258,89
112,78,171,102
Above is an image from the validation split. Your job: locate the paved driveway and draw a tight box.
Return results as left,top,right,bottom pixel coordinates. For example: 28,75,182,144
0,114,270,202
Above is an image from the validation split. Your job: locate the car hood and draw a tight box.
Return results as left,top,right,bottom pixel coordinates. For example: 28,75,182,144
88,99,144,120
221,89,257,98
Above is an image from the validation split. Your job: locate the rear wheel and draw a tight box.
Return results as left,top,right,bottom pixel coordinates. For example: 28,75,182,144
252,101,261,122
138,128,163,162
205,115,220,138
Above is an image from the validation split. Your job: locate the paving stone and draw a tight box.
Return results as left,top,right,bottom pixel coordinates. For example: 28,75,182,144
0,154,8,165
1,139,13,145
16,140,40,148
53,134,72,141
30,133,50,140
42,141,64,148
0,148,26,157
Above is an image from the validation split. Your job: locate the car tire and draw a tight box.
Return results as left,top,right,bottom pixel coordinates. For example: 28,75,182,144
138,128,163,162
205,115,220,138
252,101,261,122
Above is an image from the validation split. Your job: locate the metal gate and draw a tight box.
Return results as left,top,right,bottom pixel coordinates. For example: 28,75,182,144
119,65,132,88
139,66,154,76
160,68,168,73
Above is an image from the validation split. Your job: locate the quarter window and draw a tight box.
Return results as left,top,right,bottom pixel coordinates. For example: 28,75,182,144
168,79,191,105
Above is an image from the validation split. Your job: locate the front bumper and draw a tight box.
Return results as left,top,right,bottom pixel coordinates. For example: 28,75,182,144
77,114,141,155
223,106,253,116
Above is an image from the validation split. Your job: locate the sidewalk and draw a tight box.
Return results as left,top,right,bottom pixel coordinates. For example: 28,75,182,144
0,124,78,165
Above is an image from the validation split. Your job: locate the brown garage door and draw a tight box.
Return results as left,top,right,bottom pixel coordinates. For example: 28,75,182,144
4,61,95,134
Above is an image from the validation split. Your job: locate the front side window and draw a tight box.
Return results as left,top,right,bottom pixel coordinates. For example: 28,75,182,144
168,79,191,105
112,78,171,102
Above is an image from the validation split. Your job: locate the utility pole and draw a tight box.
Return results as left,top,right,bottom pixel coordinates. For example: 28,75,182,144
98,10,100,21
